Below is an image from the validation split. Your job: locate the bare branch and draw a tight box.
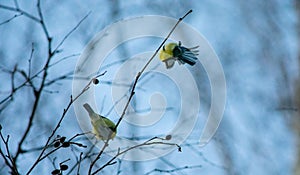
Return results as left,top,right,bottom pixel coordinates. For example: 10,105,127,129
0,13,22,26
36,0,51,42
28,43,34,78
92,136,182,174
49,53,81,68
0,53,79,107
76,152,83,175
114,9,193,130
53,12,91,54
0,4,40,22
13,0,19,9
145,165,202,175
87,9,192,174
25,71,106,175
0,130,19,174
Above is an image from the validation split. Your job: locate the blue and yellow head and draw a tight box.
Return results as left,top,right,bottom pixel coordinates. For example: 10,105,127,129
159,42,178,62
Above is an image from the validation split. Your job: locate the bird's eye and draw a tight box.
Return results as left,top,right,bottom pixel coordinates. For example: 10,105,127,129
163,46,165,51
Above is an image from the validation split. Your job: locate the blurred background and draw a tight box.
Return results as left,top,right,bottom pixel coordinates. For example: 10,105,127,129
0,0,299,174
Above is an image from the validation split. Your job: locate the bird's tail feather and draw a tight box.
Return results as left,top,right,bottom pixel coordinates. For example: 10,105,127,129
179,53,197,66
83,103,95,116
177,46,198,66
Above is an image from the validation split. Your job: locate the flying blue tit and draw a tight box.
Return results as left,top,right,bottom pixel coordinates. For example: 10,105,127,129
83,103,116,140
159,41,199,69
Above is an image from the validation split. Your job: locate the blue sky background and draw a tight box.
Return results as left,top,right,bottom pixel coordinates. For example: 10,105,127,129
0,0,299,174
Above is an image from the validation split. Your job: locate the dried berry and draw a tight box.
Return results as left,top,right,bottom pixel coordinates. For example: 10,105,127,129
62,142,70,148
165,135,172,140
59,136,66,143
60,164,68,171
51,169,61,175
54,141,60,148
93,78,99,84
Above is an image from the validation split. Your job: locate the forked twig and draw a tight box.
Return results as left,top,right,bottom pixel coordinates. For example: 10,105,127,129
88,9,193,175
92,137,182,175
26,72,106,175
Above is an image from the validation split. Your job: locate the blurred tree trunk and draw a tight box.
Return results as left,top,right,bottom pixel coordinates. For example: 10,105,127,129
294,1,300,175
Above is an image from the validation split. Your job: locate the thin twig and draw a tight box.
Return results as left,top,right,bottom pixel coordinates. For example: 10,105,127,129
0,53,78,106
44,71,73,87
0,132,19,174
38,139,86,163
49,53,81,68
77,152,83,175
12,0,53,162
184,142,227,170
37,0,51,42
0,9,88,106
114,9,193,130
144,165,202,175
66,140,98,175
28,43,34,78
0,4,40,22
52,12,91,54
13,0,19,9
87,9,192,174
92,137,181,174
25,72,106,175
0,13,23,26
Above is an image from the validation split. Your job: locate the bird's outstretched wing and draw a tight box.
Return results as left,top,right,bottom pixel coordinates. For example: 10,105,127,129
174,46,198,66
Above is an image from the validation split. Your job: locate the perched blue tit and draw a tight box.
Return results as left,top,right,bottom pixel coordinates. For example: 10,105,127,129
83,103,116,140
159,41,199,69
